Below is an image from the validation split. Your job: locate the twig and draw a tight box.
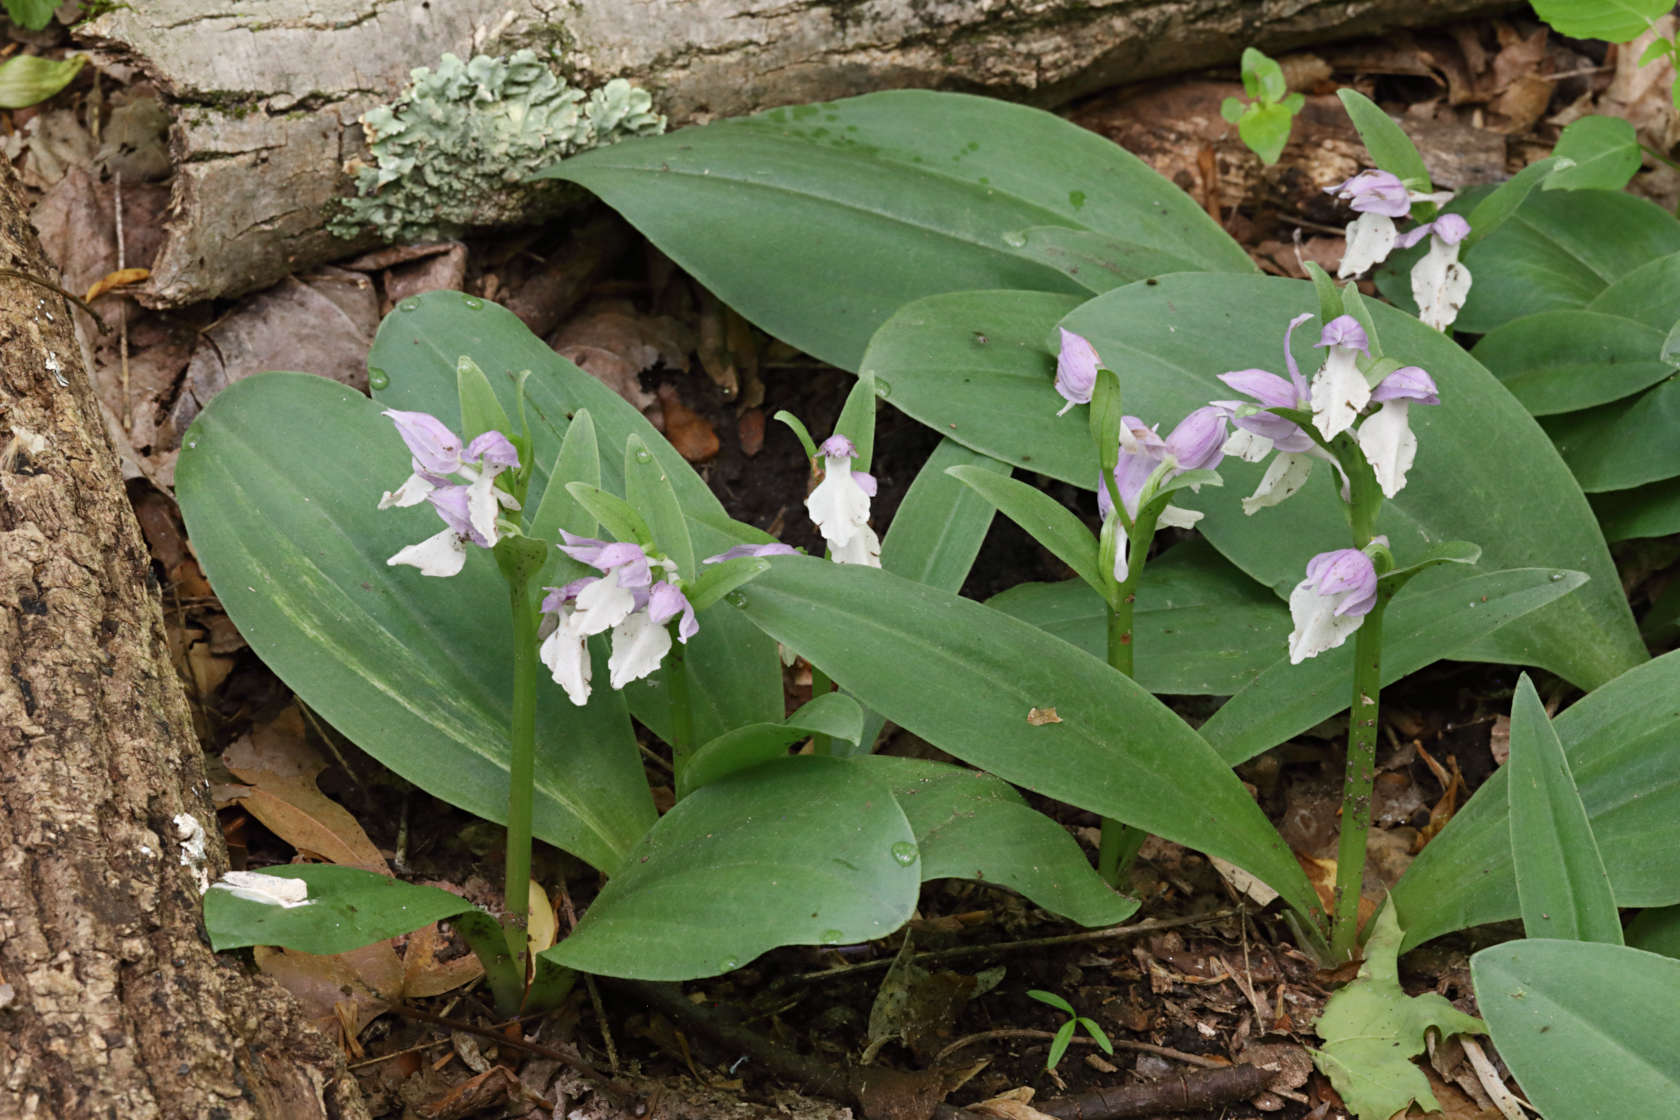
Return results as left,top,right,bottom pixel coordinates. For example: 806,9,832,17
793,910,1241,983
392,1005,641,1107
1015,1064,1272,1120
585,972,619,1072
115,170,131,432
0,268,107,332
935,1028,1227,1070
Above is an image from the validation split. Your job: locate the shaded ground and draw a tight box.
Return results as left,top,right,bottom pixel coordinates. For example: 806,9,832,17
10,8,1678,1119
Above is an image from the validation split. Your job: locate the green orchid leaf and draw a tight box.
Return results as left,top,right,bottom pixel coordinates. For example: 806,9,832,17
1472,940,1680,1120
1008,226,1214,293
947,464,1107,604
1546,114,1642,192
204,866,477,955
1591,478,1680,542
1507,675,1624,945
625,433,695,578
1393,648,1680,950
178,373,655,874
543,756,921,979
1543,380,1680,492
1462,156,1567,250
1337,89,1430,192
1471,309,1677,416
540,90,1252,371
679,693,864,797
527,408,600,544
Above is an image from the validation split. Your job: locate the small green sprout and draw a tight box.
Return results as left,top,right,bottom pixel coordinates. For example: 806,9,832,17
1221,47,1306,166
1026,989,1114,1071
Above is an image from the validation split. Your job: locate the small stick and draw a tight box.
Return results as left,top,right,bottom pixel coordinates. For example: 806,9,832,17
585,972,619,1072
115,170,131,432
392,1005,640,1107
0,268,107,331
935,1028,1227,1070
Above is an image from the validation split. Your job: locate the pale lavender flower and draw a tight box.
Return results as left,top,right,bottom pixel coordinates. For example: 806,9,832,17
1288,548,1379,663
1096,407,1227,581
1310,315,1372,441
379,410,520,577
703,542,799,563
1358,365,1441,497
1324,170,1412,218
806,435,880,567
1054,328,1101,415
1216,313,1341,514
1326,168,1456,279
1396,214,1472,331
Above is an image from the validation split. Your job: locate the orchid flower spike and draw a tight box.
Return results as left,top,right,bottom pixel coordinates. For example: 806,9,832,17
539,532,699,706
1287,547,1379,663
1396,214,1472,331
1326,169,1456,280
1054,328,1101,415
806,435,881,567
379,410,521,577
1097,407,1227,581
1357,365,1441,498
1309,315,1372,441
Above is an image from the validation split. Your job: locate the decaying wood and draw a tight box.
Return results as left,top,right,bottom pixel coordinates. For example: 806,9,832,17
79,0,1521,308
0,158,366,1120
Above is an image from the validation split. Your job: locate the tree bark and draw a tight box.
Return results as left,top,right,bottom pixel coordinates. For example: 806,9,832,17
0,160,365,1119
78,0,1520,308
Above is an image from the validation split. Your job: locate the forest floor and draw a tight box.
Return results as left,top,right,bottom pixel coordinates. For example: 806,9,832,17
11,9,1679,1119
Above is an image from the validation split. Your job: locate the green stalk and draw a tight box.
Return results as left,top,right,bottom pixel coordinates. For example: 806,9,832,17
503,572,539,965
1329,589,1387,959
1096,505,1162,886
667,642,696,778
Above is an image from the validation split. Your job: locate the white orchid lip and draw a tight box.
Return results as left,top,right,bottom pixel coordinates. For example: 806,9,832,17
806,434,881,568
1287,548,1379,663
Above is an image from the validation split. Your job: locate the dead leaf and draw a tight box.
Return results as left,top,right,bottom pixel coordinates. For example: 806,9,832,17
656,383,720,462
1026,707,1061,726
415,1062,526,1120
551,299,692,416
527,880,558,953
382,242,467,310
401,923,484,999
970,1087,1058,1120
738,407,766,456
85,267,149,302
1488,715,1510,765
255,941,401,1037
220,707,389,873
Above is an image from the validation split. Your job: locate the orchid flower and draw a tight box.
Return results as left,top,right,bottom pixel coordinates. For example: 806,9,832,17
1325,168,1455,280
539,532,698,706
1309,315,1372,441
1097,407,1227,581
1357,365,1440,497
806,435,881,567
1216,313,1339,514
1054,328,1101,415
379,409,521,577
1287,547,1379,664
1396,214,1472,331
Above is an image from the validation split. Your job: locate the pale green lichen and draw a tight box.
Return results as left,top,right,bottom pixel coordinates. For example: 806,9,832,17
329,50,665,242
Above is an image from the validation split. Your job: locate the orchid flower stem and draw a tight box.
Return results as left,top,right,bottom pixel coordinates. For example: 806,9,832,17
1329,590,1387,960
667,642,695,779
503,573,539,966
1096,513,1158,887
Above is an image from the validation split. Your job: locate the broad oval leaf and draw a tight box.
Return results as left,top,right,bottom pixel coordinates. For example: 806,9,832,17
1470,309,1675,415
1587,251,1680,331
544,756,920,979
1546,114,1642,192
177,373,655,874
368,292,784,744
1393,649,1680,950
541,90,1252,371
680,693,864,797
986,540,1291,697
1542,378,1680,492
204,866,475,954
730,556,1323,928
1591,477,1680,541
1507,675,1623,945
1200,569,1588,766
849,755,1137,928
1471,940,1680,1120
1010,227,1212,294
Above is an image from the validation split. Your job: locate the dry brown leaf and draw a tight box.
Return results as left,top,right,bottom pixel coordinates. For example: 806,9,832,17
970,1087,1057,1120
221,707,389,873
657,383,720,462
527,880,558,954
417,1066,526,1120
552,299,692,416
402,923,484,1000
255,942,401,1037
85,267,150,302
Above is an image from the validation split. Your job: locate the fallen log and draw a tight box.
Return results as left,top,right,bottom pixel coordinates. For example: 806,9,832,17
79,0,1519,307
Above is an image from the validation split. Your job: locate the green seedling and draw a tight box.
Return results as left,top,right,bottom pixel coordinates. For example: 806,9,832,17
1026,989,1114,1071
1221,47,1306,165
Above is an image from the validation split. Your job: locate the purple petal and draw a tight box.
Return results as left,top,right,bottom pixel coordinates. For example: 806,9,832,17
557,531,614,567
703,542,799,564
1305,548,1377,612
1219,368,1298,409
1165,406,1227,471
817,435,857,460
1054,328,1101,407
1283,312,1314,394
465,430,520,471
540,579,593,614
1372,366,1440,405
426,485,491,547
1316,315,1369,355
595,543,654,587
384,409,463,475
851,470,878,498
647,582,700,642
1325,169,1411,218
1431,213,1470,244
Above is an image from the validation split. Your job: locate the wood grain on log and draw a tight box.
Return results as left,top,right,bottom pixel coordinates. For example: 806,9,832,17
0,158,366,1120
79,0,1519,307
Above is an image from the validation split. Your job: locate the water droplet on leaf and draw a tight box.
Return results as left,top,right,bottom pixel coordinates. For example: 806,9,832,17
874,379,892,399
1002,231,1027,248
398,298,420,312
820,929,844,945
717,956,740,972
368,368,390,390
634,448,653,463
889,841,919,866
1549,571,1564,581
462,296,484,309
726,592,747,608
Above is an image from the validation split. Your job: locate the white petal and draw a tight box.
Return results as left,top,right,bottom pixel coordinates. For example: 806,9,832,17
1241,453,1315,515
1157,504,1203,530
378,472,435,509
466,470,502,545
806,456,873,550
1338,212,1398,279
1311,348,1371,440
608,611,672,689
572,569,637,636
1287,579,1365,663
540,617,593,706
388,528,467,577
830,523,881,567
1358,402,1417,498
1412,240,1472,331
1221,428,1275,463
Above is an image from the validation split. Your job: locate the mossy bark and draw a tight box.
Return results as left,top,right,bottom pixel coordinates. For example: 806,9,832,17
0,157,365,1120
79,0,1518,307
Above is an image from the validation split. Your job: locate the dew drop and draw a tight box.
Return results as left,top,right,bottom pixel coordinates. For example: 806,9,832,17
462,296,484,310
726,591,748,608
398,298,420,312
889,841,919,866
186,438,198,450
1001,231,1027,248
634,448,654,463
820,929,844,945
717,956,740,972
1549,571,1564,581
874,379,892,399
368,368,390,390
